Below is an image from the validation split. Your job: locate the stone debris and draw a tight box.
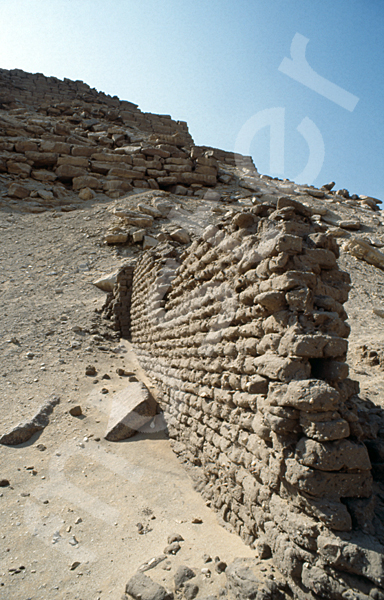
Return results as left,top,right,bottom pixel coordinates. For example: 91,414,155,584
93,269,119,292
69,405,82,417
343,237,384,270
104,381,157,441
0,396,60,445
125,572,172,600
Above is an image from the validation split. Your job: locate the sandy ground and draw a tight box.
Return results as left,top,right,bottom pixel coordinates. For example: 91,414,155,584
0,198,256,600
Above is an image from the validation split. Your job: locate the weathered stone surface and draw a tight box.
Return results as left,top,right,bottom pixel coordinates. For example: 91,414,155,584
284,459,372,498
0,397,60,445
253,353,310,382
170,228,190,244
56,164,87,180
93,269,119,292
280,379,340,412
317,534,384,587
113,209,153,228
7,161,31,177
25,151,58,167
125,572,172,600
31,169,57,182
295,437,371,472
174,565,196,590
343,237,384,270
104,382,157,441
300,411,350,441
8,182,30,198
72,175,101,190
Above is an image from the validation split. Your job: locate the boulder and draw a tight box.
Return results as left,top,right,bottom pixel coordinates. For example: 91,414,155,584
0,397,60,445
104,382,157,441
93,269,119,292
125,572,172,600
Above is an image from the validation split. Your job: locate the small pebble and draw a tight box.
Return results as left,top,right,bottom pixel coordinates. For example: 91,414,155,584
0,479,10,487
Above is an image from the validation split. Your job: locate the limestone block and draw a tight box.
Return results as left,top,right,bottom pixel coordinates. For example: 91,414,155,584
104,230,128,244
271,271,316,292
296,494,352,531
241,374,268,394
104,382,157,441
143,236,158,250
25,151,58,167
73,175,101,190
285,459,373,498
295,437,371,472
279,331,328,358
142,147,170,158
276,196,312,217
7,161,31,177
256,334,281,355
78,187,95,201
285,287,313,312
157,176,178,186
57,155,89,168
8,183,30,198
113,210,153,228
269,494,319,551
56,164,87,180
180,172,216,186
264,412,300,434
304,248,337,269
251,414,271,441
343,237,384,270
108,167,144,179
15,139,38,152
40,140,71,154
170,229,190,244
32,169,57,182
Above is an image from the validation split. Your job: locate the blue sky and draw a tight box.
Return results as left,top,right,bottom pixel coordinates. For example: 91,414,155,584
0,0,383,200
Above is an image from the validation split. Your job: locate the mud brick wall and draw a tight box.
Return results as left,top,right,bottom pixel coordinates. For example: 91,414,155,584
126,197,384,599
102,265,134,338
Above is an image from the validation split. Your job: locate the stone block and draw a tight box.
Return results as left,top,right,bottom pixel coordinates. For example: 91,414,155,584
57,155,89,168
72,175,101,190
25,151,58,167
15,140,38,152
56,164,87,180
104,382,157,441
31,169,57,182
8,183,30,198
7,161,31,177
125,572,172,600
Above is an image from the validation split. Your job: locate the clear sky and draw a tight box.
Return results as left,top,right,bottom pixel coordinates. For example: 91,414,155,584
0,0,383,200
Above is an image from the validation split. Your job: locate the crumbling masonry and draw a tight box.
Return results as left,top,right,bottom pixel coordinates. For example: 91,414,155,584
110,196,384,600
